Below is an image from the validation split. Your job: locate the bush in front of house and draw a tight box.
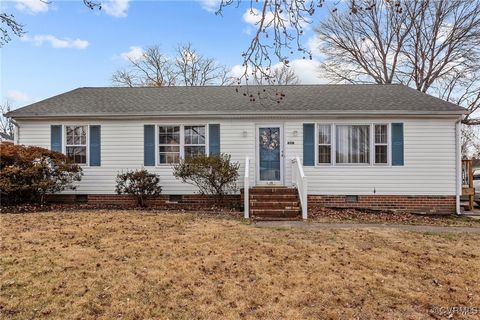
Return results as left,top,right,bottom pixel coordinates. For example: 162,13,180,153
0,142,83,206
115,169,162,207
172,154,240,202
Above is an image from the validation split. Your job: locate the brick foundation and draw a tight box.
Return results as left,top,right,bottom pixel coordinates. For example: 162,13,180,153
308,195,456,214
45,194,456,214
45,194,241,211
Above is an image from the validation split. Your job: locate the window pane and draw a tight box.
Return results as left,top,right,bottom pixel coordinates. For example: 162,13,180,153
66,133,74,145
375,125,387,144
184,146,205,158
318,145,331,164
159,126,180,145
375,145,388,164
66,146,86,164
318,125,331,144
336,125,370,164
184,125,205,145
66,126,87,146
159,153,180,164
159,146,180,153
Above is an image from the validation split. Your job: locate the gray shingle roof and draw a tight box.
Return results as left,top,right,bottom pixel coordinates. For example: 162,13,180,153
6,84,467,118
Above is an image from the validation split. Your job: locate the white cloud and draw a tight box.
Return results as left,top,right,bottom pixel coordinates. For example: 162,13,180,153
15,0,49,14
102,0,130,18
21,35,90,49
199,0,220,13
307,35,323,58
288,59,327,84
243,8,275,26
6,90,34,105
230,58,327,84
120,46,144,61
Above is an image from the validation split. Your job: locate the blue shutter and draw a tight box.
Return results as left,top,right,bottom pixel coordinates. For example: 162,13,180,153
144,125,155,166
51,125,62,152
89,125,101,166
392,123,404,166
209,124,220,156
303,123,315,166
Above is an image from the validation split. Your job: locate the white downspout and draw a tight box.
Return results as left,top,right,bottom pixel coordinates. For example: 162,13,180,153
455,117,462,215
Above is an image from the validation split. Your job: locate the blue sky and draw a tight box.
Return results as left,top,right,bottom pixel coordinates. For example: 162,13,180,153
1,0,329,109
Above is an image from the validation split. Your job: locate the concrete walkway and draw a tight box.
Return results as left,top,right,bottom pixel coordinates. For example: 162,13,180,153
255,221,480,234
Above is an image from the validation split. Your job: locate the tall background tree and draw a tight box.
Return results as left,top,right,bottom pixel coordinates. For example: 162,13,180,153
316,0,480,124
269,64,300,85
0,101,14,137
112,44,233,87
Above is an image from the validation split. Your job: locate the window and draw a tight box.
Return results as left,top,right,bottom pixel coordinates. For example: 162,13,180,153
184,125,206,158
65,125,87,164
158,126,180,164
374,124,388,164
317,124,331,164
157,124,206,164
336,125,370,164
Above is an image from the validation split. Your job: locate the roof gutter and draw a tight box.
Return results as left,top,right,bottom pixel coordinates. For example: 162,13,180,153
7,110,468,120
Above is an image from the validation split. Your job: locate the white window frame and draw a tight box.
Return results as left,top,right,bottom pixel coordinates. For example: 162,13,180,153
158,125,181,165
317,124,332,165
63,124,89,166
156,123,209,166
373,123,390,166
183,125,207,159
315,122,392,167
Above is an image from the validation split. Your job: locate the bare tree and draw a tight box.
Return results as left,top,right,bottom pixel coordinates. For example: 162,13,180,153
317,0,416,84
0,13,24,46
316,0,480,121
112,46,176,87
175,43,232,86
0,101,14,137
112,44,232,87
215,1,324,83
462,125,480,159
269,64,300,85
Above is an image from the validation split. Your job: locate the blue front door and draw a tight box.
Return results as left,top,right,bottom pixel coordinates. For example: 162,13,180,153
258,126,282,183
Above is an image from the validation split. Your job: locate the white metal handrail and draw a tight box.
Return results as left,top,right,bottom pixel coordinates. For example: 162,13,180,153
292,157,307,220
244,156,250,219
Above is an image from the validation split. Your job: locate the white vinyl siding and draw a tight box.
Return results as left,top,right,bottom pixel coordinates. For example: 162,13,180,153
16,117,457,196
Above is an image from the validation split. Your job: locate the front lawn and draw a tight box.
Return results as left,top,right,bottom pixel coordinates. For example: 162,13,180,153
1,211,479,319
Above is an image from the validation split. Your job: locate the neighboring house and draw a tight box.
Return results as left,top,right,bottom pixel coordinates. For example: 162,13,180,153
6,84,467,218
0,132,13,142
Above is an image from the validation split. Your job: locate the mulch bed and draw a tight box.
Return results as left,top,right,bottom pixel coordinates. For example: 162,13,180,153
0,203,242,217
310,206,479,226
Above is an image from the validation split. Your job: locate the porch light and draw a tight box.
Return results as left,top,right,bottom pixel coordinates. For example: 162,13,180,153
293,130,298,137
243,130,248,137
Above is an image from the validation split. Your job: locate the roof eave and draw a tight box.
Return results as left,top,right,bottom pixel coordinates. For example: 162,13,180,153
8,109,468,119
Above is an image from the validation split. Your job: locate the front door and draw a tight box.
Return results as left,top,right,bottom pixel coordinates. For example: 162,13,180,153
256,125,283,185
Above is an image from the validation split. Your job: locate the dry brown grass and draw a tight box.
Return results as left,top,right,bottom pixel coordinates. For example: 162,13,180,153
1,211,479,319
